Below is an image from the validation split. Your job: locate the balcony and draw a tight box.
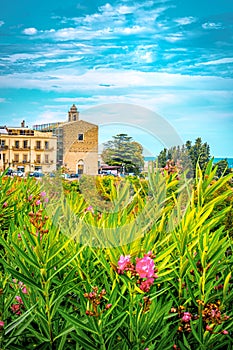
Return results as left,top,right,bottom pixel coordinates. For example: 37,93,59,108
34,147,44,151
0,145,8,150
12,147,31,151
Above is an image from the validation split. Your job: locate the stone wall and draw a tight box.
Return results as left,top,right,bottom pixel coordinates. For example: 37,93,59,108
62,119,98,175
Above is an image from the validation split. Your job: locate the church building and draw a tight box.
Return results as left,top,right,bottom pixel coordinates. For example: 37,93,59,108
33,104,98,175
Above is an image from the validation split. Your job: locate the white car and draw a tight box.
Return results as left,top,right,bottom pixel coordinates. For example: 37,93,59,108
13,170,24,177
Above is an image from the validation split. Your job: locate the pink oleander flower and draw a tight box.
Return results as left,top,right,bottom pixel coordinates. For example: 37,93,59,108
206,325,212,331
222,330,228,335
118,255,131,272
181,312,191,323
2,202,8,208
44,197,49,203
86,205,94,213
11,303,21,314
40,191,46,197
22,287,28,294
106,303,112,309
211,309,221,318
18,233,21,239
15,296,23,304
18,281,24,287
139,277,154,292
136,255,155,278
28,195,33,201
35,199,41,205
0,320,4,328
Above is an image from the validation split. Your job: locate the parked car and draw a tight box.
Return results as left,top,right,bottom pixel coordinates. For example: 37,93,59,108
61,173,71,179
29,172,44,178
5,169,13,176
12,170,24,177
70,173,79,178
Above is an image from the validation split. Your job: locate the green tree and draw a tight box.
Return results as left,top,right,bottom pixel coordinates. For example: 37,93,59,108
101,134,144,174
214,159,231,178
157,137,211,176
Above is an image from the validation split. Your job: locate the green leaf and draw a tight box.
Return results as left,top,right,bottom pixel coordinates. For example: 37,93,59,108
5,304,37,335
59,309,99,335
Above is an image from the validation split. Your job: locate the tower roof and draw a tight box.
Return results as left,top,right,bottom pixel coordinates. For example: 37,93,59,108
70,104,78,112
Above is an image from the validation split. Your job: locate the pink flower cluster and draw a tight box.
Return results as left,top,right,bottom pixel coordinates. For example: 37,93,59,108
12,279,28,295
85,205,94,213
118,255,132,273
11,295,24,315
0,320,4,328
117,252,158,292
181,312,192,323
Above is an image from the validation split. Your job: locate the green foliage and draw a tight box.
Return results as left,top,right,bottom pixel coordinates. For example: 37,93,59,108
213,159,231,178
157,137,211,176
0,162,232,349
101,133,144,174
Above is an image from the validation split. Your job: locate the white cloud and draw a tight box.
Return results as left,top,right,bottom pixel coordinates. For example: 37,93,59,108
54,97,98,104
202,22,222,30
0,21,4,27
134,46,155,63
174,17,196,25
119,25,147,35
196,57,233,66
32,111,65,126
23,27,38,35
0,67,232,94
2,53,42,63
116,5,136,14
165,33,184,42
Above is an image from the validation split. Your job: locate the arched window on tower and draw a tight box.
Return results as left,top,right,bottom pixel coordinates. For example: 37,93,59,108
77,159,84,174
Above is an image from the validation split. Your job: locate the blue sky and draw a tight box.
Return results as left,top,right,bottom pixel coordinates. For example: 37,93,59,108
0,0,232,157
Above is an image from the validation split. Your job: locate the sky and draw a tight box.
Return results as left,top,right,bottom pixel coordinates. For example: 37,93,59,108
0,0,232,157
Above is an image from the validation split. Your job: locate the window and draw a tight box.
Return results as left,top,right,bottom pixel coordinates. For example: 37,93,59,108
23,154,27,163
36,141,41,149
15,140,19,149
23,140,28,149
0,139,5,146
77,159,84,174
45,141,49,150
14,154,19,162
78,133,84,141
45,154,49,163
36,154,41,163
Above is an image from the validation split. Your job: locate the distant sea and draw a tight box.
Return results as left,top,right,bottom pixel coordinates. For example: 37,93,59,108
213,157,233,168
144,157,233,168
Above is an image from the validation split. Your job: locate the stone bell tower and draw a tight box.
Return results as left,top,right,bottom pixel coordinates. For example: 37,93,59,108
68,104,79,122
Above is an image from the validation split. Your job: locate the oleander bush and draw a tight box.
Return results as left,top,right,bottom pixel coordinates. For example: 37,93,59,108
0,161,232,350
